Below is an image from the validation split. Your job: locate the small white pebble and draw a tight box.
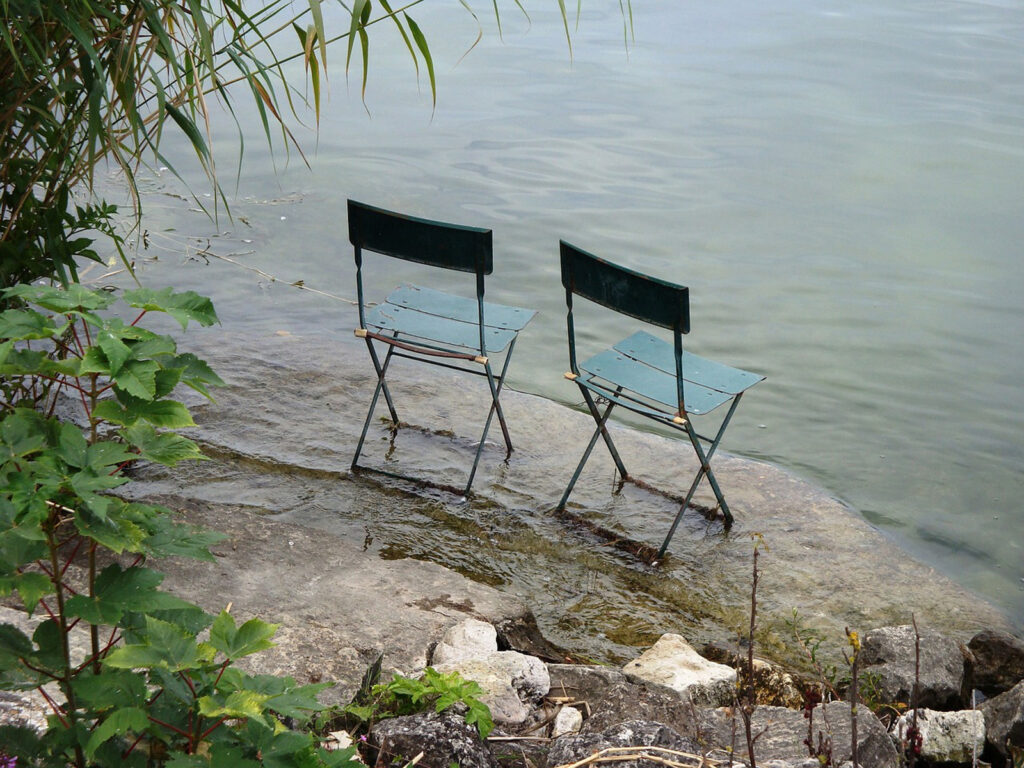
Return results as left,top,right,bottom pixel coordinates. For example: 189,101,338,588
288,540,294,547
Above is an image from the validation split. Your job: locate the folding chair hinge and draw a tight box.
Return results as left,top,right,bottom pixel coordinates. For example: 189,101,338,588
673,414,688,425
474,355,489,365
354,328,368,338
564,372,578,381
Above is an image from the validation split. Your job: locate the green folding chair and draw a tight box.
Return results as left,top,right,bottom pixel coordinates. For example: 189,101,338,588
348,199,537,496
557,240,764,559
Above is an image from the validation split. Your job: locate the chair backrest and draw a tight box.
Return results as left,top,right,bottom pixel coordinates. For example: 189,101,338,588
560,241,689,409
348,199,493,275
560,241,689,333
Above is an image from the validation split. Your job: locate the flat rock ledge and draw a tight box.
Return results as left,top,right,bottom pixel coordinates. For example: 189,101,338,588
4,529,1024,768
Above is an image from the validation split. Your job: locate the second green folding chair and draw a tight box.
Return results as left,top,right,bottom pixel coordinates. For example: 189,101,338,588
557,240,764,559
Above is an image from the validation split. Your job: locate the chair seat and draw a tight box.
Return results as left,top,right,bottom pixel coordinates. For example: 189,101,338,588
363,284,536,354
578,330,764,416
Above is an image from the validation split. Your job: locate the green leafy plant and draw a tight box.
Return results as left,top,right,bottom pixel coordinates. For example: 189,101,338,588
340,665,494,740
0,283,358,766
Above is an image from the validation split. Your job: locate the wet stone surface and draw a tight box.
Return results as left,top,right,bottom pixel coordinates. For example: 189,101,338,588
123,331,1013,673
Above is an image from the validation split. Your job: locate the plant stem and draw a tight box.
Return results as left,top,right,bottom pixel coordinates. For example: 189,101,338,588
742,542,759,768
47,526,86,767
89,542,100,673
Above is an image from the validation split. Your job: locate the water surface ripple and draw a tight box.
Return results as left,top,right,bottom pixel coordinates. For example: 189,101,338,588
109,0,1024,626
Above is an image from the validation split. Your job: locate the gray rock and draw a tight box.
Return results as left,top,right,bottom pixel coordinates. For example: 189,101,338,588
370,708,494,768
551,705,584,738
860,625,966,709
434,651,550,726
979,679,1024,760
546,720,703,768
968,629,1024,697
432,619,499,665
698,701,899,768
623,634,736,708
547,663,627,704
581,680,702,739
893,708,985,764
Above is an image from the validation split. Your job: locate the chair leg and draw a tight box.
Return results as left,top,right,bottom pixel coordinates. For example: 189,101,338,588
489,338,518,456
364,337,399,423
556,387,628,510
656,394,744,559
463,360,505,496
352,343,398,470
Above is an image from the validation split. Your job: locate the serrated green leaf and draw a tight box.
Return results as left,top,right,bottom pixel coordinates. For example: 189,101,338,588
172,352,224,398
70,468,129,501
122,422,204,466
2,572,53,613
0,623,34,668
74,506,147,554
86,439,137,470
0,529,48,570
0,308,62,341
56,422,89,468
114,359,159,399
122,287,219,329
33,619,65,672
97,329,132,375
78,345,109,375
210,611,278,659
126,334,178,360
93,396,195,428
131,510,225,562
3,283,115,313
198,688,273,720
105,615,214,672
73,668,149,710
65,564,194,625
85,706,149,758
153,366,184,399
0,409,47,460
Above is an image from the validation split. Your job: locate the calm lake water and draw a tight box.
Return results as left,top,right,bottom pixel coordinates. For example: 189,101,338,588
113,0,1024,626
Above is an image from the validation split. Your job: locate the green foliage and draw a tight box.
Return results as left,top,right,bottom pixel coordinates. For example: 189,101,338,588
0,283,357,767
339,666,494,740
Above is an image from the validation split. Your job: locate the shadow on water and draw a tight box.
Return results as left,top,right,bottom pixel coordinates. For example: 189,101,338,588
120,332,1014,672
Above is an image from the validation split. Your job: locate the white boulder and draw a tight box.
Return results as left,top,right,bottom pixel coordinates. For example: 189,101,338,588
622,633,736,707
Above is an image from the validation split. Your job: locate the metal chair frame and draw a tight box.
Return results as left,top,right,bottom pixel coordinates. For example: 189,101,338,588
348,199,535,496
556,240,764,559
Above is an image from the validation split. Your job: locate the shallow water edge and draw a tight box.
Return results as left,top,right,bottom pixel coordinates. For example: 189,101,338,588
122,330,1016,671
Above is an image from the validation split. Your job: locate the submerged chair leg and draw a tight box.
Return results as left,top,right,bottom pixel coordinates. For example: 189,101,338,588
463,360,506,496
557,387,629,510
656,395,745,559
485,338,519,456
352,343,398,469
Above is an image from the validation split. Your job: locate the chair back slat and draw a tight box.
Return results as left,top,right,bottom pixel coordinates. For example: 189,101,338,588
349,199,492,275
560,241,689,333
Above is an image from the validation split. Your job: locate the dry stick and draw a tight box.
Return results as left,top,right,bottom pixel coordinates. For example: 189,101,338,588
845,627,859,768
740,541,760,768
908,615,922,768
551,745,733,768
